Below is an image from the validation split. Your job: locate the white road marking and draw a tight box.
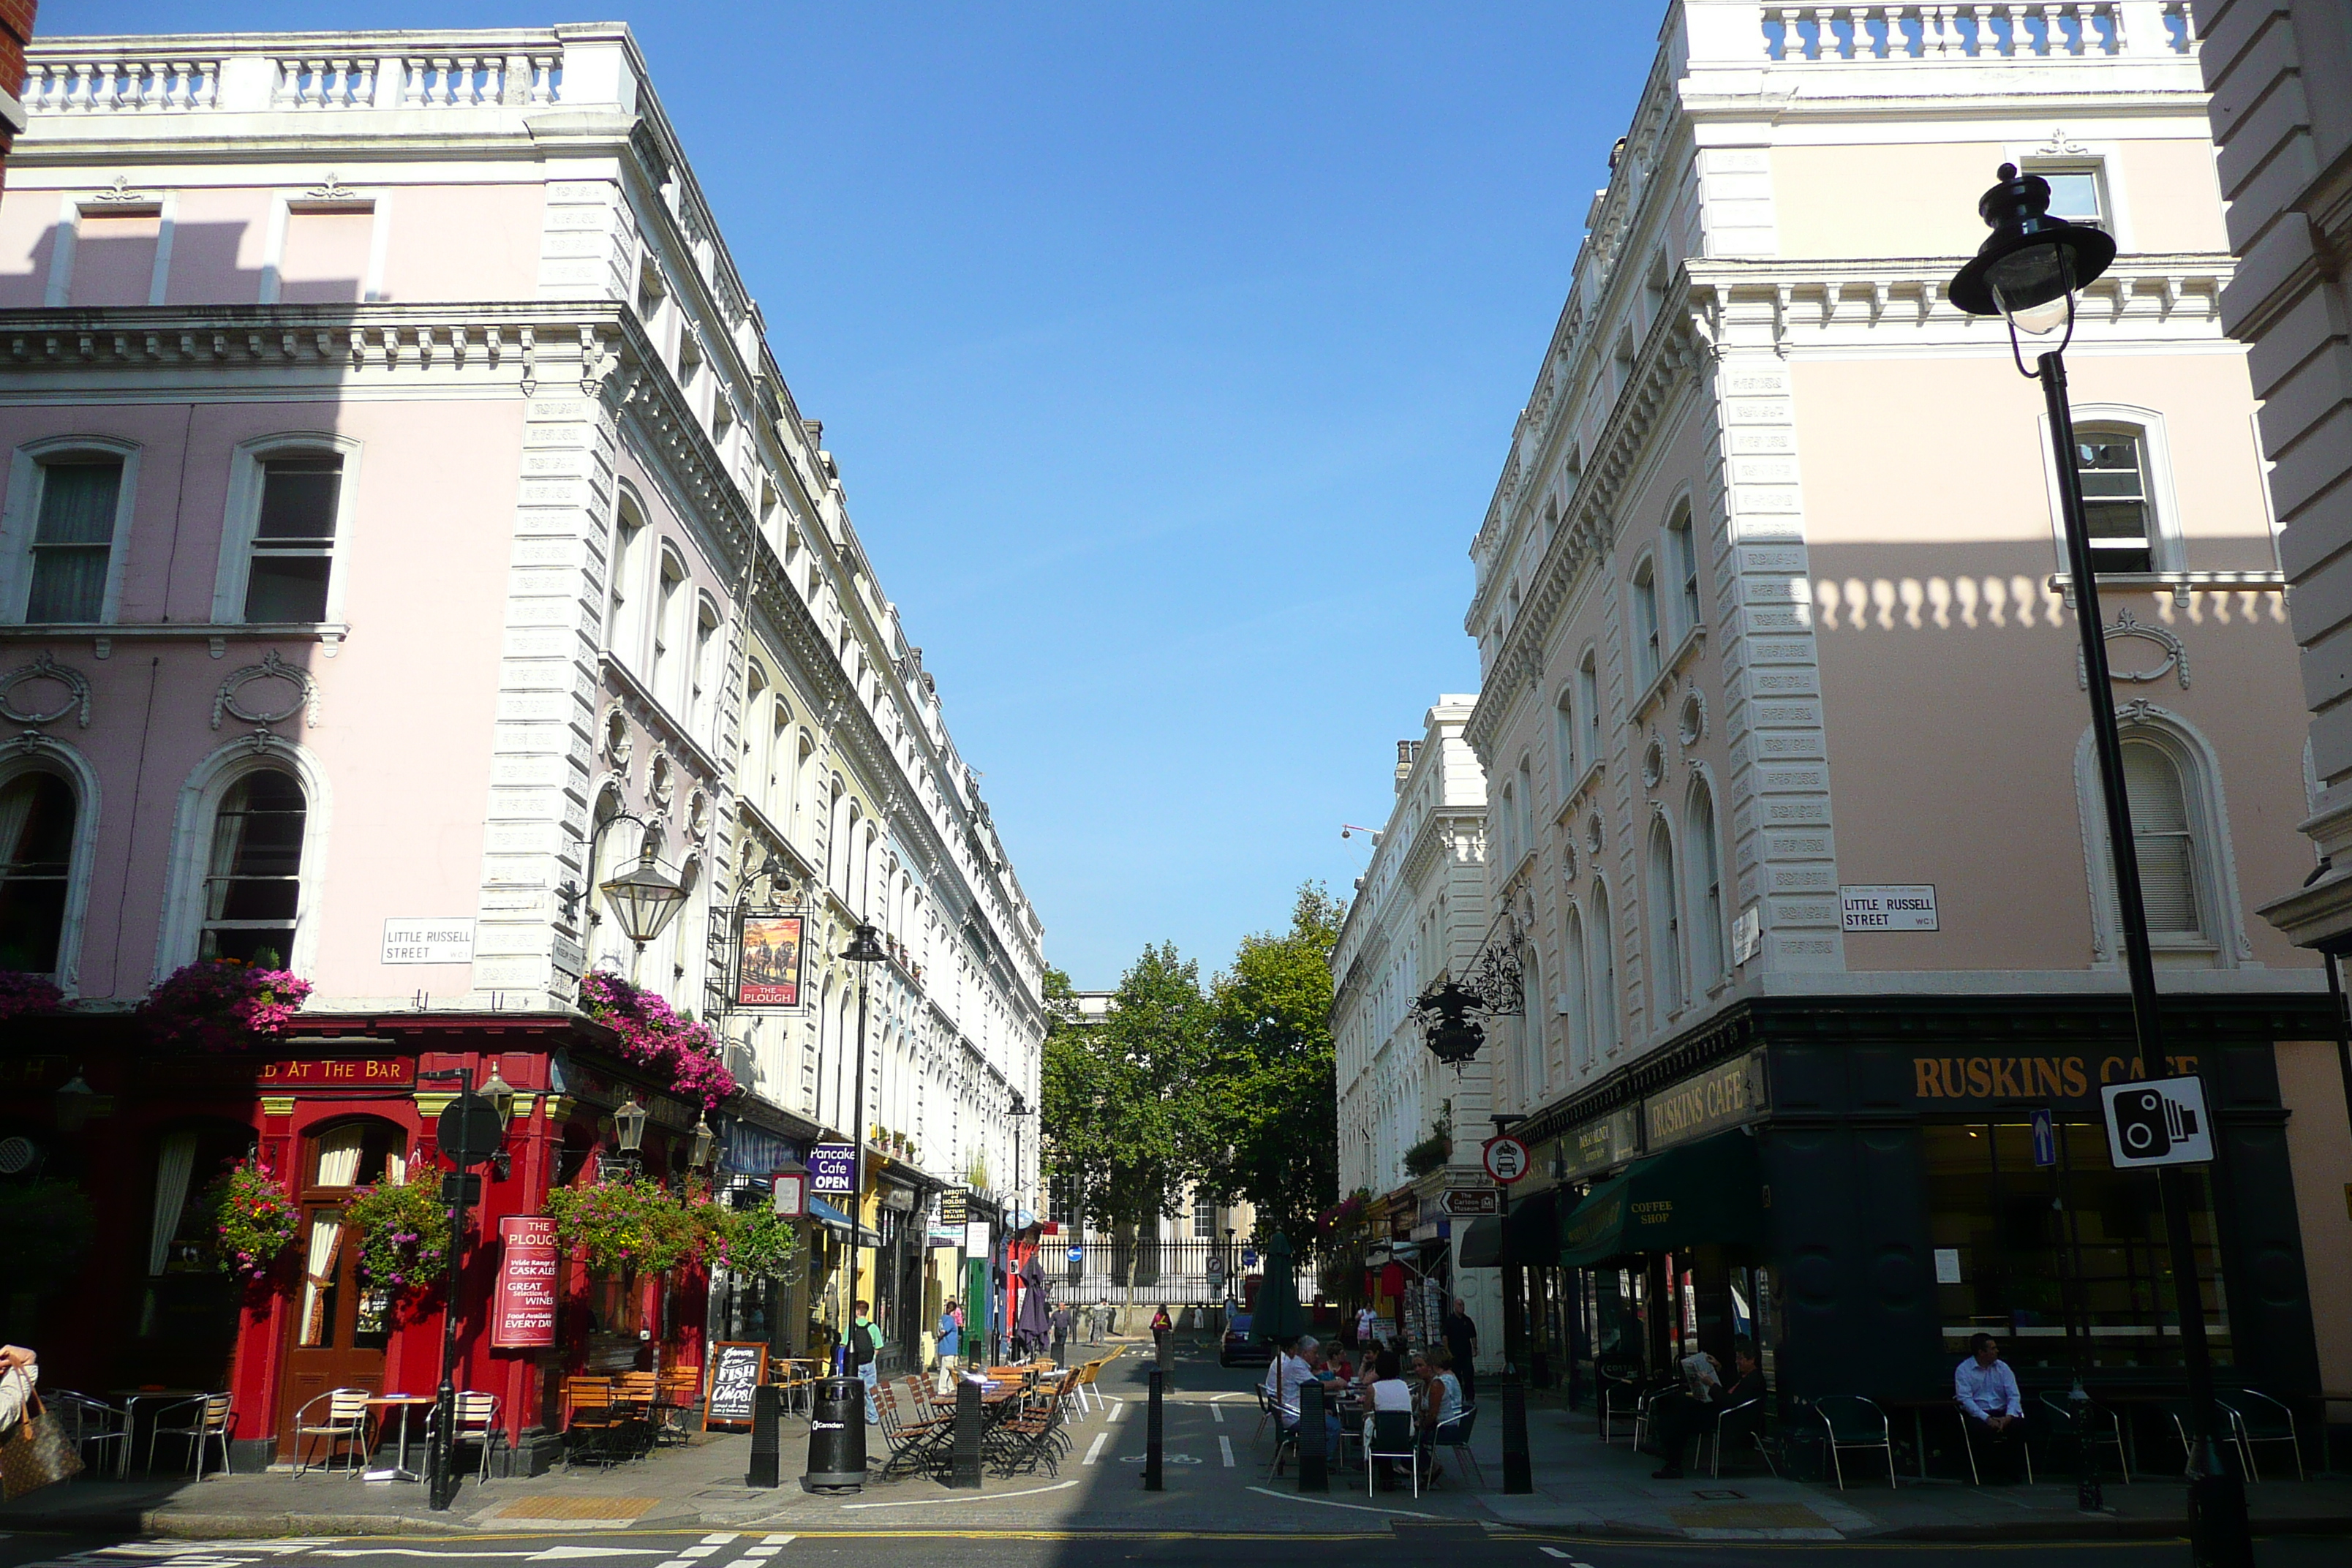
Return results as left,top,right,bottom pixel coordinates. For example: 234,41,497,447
1219,1436,1235,1466
1243,1485,1437,1520
1210,1402,1224,1423
529,1553,672,1563
1107,1399,1125,1422
1539,1552,1572,1561
1084,1430,1110,1465
838,1479,1079,1509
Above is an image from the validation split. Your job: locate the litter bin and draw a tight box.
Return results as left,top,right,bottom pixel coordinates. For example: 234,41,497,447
801,1376,867,1492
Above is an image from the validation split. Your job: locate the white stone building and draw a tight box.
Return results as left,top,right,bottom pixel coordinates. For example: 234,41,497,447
1328,698,1499,1366
1452,0,2334,1410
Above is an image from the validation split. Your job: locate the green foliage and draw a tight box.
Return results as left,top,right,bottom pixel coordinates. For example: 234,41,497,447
0,1177,95,1287
1200,884,1345,1251
1043,943,1221,1243
1402,1120,1452,1178
343,1168,451,1296
206,1159,297,1278
699,1201,800,1281
547,1175,702,1274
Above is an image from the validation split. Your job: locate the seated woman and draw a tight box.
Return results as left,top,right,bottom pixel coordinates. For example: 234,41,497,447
1413,1348,1466,1485
1366,1348,1412,1490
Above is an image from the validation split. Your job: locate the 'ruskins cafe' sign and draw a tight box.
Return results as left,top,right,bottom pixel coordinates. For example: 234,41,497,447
1907,1050,2203,1107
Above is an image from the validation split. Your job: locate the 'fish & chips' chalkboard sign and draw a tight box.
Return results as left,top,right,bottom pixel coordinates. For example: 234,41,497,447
704,1341,769,1431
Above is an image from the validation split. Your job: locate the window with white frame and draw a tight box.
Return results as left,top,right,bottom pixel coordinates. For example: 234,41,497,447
1686,777,1727,988
690,595,722,747
1667,502,1700,637
1553,684,1577,791
21,454,124,623
1496,781,1516,869
2081,717,2243,967
1516,757,1535,863
1578,651,1601,769
1192,1199,1218,1240
244,456,342,622
1629,558,1662,686
652,552,687,713
1561,902,1591,1070
1588,879,1620,1055
2076,428,2155,574
1647,816,1685,1014
607,502,646,666
2028,164,2106,230
200,767,306,964
0,766,76,974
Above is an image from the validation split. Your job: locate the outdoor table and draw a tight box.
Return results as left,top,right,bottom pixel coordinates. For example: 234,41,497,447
105,1388,204,1479
363,1394,437,1482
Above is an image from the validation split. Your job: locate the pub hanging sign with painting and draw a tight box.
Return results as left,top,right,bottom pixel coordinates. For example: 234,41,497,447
735,912,805,1009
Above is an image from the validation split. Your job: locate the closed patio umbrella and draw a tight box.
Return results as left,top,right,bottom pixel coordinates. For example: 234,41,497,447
1249,1232,1310,1345
1015,1253,1052,1347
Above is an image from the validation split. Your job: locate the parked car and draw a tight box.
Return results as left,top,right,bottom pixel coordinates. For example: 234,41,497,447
1221,1308,1273,1367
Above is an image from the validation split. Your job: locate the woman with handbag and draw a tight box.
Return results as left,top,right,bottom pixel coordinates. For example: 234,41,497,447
1,1341,84,1499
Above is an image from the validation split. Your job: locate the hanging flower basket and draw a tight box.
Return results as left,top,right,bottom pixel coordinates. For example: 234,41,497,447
0,970,65,1022
698,1200,799,1283
144,958,312,1052
206,1159,298,1280
344,1167,451,1301
546,1174,704,1275
576,970,737,1110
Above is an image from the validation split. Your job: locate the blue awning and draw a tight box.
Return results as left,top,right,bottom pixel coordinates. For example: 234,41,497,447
809,1196,881,1245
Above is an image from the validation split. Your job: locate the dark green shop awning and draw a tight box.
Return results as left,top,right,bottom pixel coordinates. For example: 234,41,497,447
1457,1190,1561,1269
1557,1128,1766,1267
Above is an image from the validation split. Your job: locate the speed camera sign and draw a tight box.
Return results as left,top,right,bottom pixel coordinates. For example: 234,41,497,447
2100,1074,2215,1169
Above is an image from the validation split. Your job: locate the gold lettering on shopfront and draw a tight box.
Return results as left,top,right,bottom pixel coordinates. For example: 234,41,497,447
1912,1053,2192,1101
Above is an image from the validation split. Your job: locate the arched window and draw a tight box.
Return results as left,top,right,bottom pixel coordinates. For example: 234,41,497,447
201,768,306,963
2079,714,2244,967
607,500,647,666
3,442,135,625
742,664,771,810
1686,777,1727,988
1561,902,1591,1070
652,551,687,714
2124,741,2201,938
1578,649,1602,765
1647,816,1685,1015
1516,757,1535,862
0,768,76,974
1629,557,1662,685
1666,500,1700,637
1496,783,1516,868
211,437,360,627
690,595,723,747
1588,880,1620,1056
768,701,792,825
1554,685,1578,790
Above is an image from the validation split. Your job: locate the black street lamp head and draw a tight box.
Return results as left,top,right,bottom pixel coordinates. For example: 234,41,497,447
1950,163,2116,334
843,921,886,964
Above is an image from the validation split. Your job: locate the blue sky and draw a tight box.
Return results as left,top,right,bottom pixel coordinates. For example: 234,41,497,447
50,2,1662,989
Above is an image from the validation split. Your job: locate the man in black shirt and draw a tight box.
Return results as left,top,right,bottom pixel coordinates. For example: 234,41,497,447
1650,1339,1767,1479
1442,1299,1479,1403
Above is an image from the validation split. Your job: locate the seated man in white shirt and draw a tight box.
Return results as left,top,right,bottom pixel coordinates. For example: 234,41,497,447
1269,1337,1338,1471
1953,1333,2026,1481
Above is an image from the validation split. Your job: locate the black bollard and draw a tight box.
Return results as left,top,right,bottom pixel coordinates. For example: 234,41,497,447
949,1378,983,1489
1142,1367,1164,1490
1296,1378,1328,1492
800,1375,867,1493
747,1384,782,1488
1500,1372,1532,1494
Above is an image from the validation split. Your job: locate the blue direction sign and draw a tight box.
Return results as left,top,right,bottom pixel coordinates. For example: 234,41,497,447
1241,1247,1259,1269
1067,1245,1084,1263
809,1141,856,1194
2030,1108,2057,1169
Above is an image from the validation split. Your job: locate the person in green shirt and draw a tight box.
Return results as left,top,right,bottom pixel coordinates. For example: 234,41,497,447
851,1300,883,1425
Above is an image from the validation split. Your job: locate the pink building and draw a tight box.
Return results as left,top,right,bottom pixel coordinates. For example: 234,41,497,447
0,26,1044,1471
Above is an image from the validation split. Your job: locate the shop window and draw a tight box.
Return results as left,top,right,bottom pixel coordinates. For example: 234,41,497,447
0,769,75,974
306,1120,407,1191
200,767,306,962
1923,1120,2227,1371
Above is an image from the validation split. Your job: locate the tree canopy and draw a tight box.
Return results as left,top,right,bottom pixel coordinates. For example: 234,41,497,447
1041,883,1345,1258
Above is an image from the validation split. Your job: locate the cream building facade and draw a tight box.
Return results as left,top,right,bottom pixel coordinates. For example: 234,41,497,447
1455,0,2335,1412
1329,698,1501,1369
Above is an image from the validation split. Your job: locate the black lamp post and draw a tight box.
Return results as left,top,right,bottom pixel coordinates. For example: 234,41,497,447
1951,165,2249,1567
415,1063,510,1512
840,922,886,1368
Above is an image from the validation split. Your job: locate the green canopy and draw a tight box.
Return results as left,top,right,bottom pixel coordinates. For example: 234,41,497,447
1457,1189,1561,1269
1250,1231,1311,1344
1556,1127,1767,1267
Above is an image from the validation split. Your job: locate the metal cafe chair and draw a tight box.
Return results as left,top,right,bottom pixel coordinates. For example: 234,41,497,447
1696,1395,1768,1480
2215,1390,2304,1482
46,1391,129,1479
1956,1405,2034,1485
1431,1403,1484,1488
290,1387,374,1477
146,1392,234,1480
1812,1395,1897,1490
429,1391,502,1482
2038,1391,2130,1485
1364,1408,1422,1498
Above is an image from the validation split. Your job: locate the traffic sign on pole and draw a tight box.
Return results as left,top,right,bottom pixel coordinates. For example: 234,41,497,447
1482,1135,1531,1185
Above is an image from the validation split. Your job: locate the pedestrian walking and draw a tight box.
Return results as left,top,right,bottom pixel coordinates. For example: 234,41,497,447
1441,1297,1480,1403
1051,1303,1073,1366
935,1302,963,1391
1151,1303,1172,1360
849,1300,883,1425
